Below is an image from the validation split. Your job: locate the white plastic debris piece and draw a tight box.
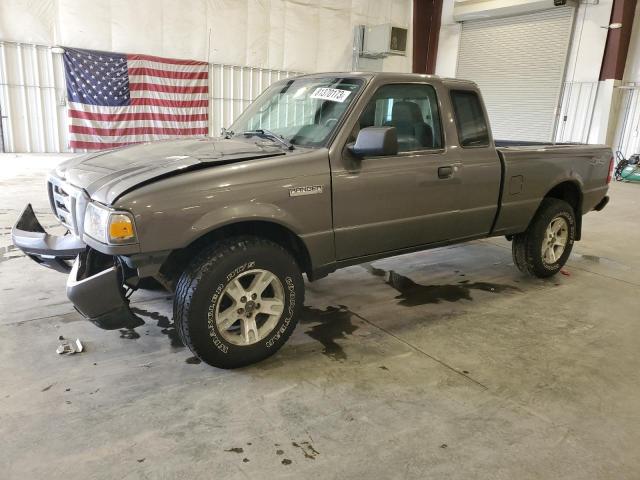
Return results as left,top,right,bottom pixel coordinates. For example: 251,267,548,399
56,338,84,355
56,342,73,354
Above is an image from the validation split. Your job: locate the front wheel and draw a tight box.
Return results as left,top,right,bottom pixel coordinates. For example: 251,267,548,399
512,198,576,278
173,236,304,368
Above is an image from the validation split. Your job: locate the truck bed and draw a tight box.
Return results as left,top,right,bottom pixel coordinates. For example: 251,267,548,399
491,141,611,236
495,140,583,148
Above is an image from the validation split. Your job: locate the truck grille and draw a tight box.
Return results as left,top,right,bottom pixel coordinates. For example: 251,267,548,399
48,177,84,235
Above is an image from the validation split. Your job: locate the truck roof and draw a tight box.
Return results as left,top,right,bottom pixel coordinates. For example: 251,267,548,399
293,71,478,89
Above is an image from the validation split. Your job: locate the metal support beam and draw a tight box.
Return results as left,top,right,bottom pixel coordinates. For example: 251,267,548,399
600,0,638,80
412,0,443,74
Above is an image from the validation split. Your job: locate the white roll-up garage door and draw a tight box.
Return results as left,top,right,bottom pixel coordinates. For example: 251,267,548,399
456,7,575,142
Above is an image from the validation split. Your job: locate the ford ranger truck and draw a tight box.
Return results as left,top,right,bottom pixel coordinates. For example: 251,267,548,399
12,73,613,368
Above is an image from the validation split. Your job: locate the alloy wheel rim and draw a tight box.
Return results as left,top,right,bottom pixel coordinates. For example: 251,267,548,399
542,216,569,265
214,269,285,346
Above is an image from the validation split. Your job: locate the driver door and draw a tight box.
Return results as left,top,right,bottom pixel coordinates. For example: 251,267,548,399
331,82,461,259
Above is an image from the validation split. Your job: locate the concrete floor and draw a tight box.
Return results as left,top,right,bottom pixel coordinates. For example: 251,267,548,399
1,153,639,479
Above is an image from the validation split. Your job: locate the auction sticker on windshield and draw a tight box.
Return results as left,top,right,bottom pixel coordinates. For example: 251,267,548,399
310,87,352,103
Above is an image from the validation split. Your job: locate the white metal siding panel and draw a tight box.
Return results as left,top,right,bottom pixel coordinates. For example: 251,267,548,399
456,7,575,142
209,64,300,138
615,85,640,159
555,81,599,143
0,43,68,153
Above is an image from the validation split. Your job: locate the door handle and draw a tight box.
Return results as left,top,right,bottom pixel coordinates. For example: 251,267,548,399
438,166,453,179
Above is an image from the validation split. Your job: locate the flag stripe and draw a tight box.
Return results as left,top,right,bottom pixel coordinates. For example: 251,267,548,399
127,59,209,73
129,90,208,101
128,82,208,94
69,118,208,130
127,53,208,66
70,125,208,136
128,67,209,79
68,109,208,123
68,102,208,116
130,98,208,108
128,75,208,87
70,140,141,149
71,133,190,143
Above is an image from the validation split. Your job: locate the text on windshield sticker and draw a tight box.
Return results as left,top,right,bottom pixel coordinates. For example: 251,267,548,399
310,87,352,103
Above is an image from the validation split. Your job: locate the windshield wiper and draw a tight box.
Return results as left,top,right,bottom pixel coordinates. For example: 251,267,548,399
240,129,294,151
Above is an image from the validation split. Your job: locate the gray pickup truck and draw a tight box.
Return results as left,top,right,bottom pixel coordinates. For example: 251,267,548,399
13,72,612,368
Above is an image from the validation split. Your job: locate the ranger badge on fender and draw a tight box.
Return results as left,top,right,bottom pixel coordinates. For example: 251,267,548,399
289,185,324,197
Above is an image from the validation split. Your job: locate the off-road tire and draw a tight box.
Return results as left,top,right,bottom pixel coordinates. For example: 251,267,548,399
512,198,576,278
173,236,304,368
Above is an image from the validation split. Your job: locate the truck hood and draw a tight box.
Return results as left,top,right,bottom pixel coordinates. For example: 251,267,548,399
55,137,287,205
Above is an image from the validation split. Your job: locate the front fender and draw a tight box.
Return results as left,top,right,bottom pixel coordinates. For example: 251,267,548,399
189,201,305,240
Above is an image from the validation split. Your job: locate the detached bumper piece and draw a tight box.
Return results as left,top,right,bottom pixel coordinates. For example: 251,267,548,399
11,203,85,273
12,203,142,330
67,251,143,330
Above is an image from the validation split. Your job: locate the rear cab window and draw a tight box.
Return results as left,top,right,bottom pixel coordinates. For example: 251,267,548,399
450,90,490,148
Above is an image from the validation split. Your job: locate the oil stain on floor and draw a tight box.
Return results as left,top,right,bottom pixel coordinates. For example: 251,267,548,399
298,266,519,360
130,307,184,348
362,264,521,307
131,307,172,328
300,305,357,361
119,328,141,340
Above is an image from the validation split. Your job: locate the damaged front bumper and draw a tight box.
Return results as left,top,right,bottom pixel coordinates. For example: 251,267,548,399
66,250,142,329
11,204,141,329
11,204,85,273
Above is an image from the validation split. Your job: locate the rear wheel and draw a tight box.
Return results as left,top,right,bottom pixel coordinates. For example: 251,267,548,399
173,236,304,368
512,198,576,278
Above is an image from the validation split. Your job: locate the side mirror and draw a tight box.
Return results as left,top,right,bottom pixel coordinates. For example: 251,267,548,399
348,127,398,157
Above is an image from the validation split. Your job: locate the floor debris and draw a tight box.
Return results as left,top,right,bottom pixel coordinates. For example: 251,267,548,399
292,441,319,460
225,447,244,454
56,338,84,355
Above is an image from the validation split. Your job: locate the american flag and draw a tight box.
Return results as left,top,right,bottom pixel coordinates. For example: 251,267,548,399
63,47,209,150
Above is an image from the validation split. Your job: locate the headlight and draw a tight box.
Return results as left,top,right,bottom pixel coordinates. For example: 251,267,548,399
83,202,137,245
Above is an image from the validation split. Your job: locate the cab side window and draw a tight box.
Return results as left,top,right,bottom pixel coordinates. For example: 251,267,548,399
450,90,490,147
358,83,443,152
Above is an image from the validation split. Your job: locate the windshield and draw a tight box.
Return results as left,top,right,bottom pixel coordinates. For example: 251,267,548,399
229,77,365,148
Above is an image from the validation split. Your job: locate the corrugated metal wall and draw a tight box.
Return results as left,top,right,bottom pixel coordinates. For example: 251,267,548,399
554,81,599,144
614,85,640,158
0,43,68,153
0,41,302,153
209,64,301,138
